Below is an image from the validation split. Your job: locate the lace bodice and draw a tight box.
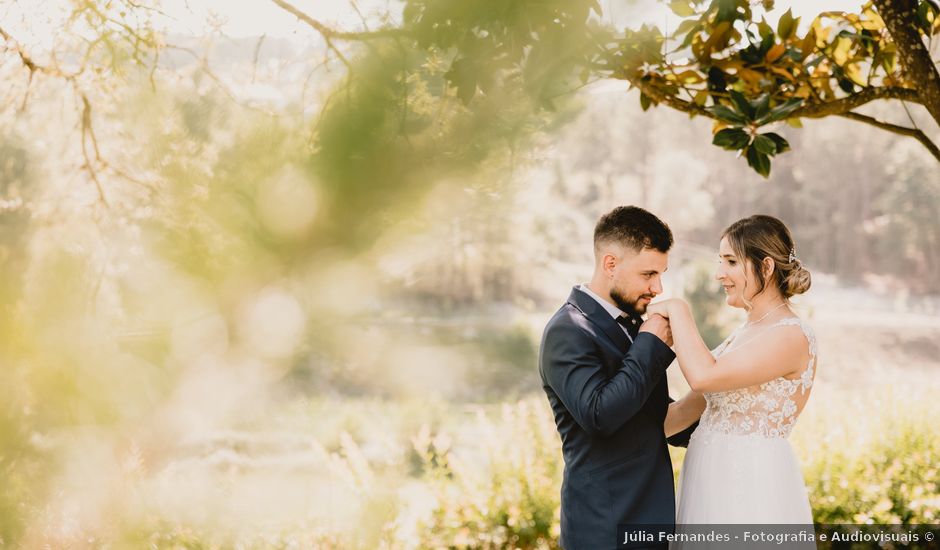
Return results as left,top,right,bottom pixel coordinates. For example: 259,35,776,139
698,317,817,439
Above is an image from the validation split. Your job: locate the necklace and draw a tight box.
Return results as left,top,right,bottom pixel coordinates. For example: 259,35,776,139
724,302,790,353
745,302,787,327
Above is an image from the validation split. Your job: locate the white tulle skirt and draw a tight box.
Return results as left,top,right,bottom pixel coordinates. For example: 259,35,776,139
673,427,814,546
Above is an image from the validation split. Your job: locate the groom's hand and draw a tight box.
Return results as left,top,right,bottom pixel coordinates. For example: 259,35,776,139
639,313,673,347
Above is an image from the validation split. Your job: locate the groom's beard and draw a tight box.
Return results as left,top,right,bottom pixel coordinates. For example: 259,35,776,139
610,287,655,315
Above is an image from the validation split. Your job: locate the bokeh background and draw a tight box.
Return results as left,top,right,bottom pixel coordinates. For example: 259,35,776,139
1,0,938,548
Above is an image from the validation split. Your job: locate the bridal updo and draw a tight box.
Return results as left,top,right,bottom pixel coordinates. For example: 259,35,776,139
722,215,811,300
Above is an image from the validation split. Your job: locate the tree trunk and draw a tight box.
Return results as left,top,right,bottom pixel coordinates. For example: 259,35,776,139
874,0,940,127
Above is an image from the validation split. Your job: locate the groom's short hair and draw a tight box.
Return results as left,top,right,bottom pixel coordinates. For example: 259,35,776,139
594,206,673,254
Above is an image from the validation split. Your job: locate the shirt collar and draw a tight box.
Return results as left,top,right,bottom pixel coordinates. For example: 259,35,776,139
578,283,627,321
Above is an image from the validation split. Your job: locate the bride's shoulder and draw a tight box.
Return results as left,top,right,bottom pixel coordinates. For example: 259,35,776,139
770,316,817,352
772,316,815,334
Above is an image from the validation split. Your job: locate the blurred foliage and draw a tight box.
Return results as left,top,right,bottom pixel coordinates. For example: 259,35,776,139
0,134,43,545
377,185,544,311
694,122,940,293
872,145,940,293
25,392,926,548
284,319,539,401
452,324,540,400
412,400,561,549
311,35,578,253
683,260,727,349
401,0,605,110
289,0,940,177
796,388,940,525
1,0,939,546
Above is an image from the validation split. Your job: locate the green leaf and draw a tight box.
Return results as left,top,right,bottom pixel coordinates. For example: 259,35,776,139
777,8,796,40
760,30,775,55
669,0,696,17
445,58,478,104
764,132,791,153
917,0,935,32
674,18,699,36
713,128,750,150
539,94,557,111
716,0,739,23
838,77,856,94
707,66,728,92
753,94,771,120
753,134,777,156
588,0,603,16
757,17,774,42
746,146,772,177
579,68,591,84
679,23,702,48
640,92,652,111
881,51,897,73
761,97,803,123
709,104,748,125
693,89,710,106
729,90,755,119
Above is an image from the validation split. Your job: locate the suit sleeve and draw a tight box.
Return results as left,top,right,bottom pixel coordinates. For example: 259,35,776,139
541,321,676,438
666,400,699,448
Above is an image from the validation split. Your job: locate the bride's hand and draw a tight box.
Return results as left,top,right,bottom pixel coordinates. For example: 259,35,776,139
646,299,673,319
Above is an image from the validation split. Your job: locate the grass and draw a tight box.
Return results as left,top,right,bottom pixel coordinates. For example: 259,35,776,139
9,382,939,549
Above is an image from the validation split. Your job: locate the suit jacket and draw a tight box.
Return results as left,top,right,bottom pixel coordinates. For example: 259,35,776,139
539,286,697,550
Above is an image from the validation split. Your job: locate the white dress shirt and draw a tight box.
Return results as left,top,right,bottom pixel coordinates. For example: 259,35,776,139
578,283,635,342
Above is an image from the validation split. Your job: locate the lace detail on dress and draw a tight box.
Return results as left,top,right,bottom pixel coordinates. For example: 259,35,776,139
696,317,817,439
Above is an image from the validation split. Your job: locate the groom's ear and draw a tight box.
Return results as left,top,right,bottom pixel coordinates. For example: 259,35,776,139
603,252,618,275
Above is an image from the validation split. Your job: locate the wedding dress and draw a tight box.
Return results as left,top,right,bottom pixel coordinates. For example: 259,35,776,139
673,317,817,540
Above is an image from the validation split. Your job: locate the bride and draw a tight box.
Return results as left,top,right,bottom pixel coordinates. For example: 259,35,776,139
648,215,817,533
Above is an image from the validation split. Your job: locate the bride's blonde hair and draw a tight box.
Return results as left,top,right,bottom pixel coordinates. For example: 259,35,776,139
722,215,811,305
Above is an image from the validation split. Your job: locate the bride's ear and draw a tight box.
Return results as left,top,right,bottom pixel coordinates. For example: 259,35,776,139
761,257,775,282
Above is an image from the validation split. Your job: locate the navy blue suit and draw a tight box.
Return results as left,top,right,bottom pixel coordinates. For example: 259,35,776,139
539,287,697,550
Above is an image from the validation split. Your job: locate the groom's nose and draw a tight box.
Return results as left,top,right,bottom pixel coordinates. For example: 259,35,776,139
650,276,663,295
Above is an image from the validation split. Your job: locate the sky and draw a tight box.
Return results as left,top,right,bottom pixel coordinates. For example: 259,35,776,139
2,0,870,45
175,0,868,38
158,0,372,38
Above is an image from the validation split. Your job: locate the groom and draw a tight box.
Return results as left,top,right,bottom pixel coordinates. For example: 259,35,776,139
539,206,704,550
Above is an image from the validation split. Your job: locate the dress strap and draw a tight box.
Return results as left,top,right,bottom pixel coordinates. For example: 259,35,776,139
767,317,817,358
722,317,815,359
767,317,817,393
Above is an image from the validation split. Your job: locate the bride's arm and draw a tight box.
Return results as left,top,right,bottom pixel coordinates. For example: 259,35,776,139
664,299,807,393
664,391,705,437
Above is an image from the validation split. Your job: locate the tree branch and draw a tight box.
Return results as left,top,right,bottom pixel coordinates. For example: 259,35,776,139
79,93,110,206
611,68,923,124
840,111,940,162
163,44,280,117
268,0,410,41
794,86,922,118
1,26,40,75
3,25,112,205
614,71,714,118
873,0,940,126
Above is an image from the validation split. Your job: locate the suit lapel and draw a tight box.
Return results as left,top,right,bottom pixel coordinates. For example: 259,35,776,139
567,286,631,352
